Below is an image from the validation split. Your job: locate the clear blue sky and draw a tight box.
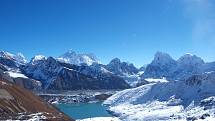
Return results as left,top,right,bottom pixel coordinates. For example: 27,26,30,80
0,0,215,67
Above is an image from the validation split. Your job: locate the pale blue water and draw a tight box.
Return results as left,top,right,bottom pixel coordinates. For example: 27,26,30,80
56,102,112,119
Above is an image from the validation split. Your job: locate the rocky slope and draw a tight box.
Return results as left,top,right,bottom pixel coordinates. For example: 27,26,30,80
0,78,73,120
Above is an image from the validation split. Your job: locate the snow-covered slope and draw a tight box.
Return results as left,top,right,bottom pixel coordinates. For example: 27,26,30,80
0,51,27,69
7,71,28,78
58,50,100,66
78,117,121,121
104,73,215,120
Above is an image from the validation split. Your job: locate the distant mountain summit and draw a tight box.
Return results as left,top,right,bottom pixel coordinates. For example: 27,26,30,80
2,50,215,90
57,50,100,66
174,53,205,80
105,58,141,87
142,51,214,81
0,51,27,66
143,51,177,79
22,56,130,90
177,53,204,66
152,51,176,66
30,55,47,65
106,58,139,76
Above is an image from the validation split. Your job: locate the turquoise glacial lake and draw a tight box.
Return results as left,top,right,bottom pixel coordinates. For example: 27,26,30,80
56,102,112,119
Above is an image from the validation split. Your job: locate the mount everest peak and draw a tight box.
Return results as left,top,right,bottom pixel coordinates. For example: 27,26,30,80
57,49,100,66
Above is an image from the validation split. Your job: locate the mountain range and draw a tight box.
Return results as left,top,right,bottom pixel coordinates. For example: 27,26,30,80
142,52,214,80
2,49,215,120
1,50,215,91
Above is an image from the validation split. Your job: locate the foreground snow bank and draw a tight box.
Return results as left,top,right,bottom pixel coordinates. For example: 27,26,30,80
5,112,47,121
77,117,121,121
104,77,215,120
7,71,28,78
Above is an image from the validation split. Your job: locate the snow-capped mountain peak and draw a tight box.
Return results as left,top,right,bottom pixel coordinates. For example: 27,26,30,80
57,49,100,66
109,58,121,65
151,51,176,66
30,55,47,65
178,53,204,66
143,52,208,80
15,53,27,64
0,51,27,64
0,51,14,59
107,58,138,76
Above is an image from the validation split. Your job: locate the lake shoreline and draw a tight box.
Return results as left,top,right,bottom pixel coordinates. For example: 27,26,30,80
37,90,118,104
55,102,115,120
36,90,122,120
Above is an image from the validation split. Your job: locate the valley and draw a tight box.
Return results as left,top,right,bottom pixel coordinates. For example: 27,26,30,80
1,50,215,120
1,1,214,120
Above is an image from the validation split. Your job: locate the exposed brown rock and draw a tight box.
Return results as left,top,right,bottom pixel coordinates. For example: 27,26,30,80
0,79,74,121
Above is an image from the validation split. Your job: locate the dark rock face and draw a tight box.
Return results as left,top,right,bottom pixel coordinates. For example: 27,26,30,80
48,67,130,90
185,71,215,87
0,70,42,91
95,94,112,101
22,57,63,88
136,79,149,87
143,64,173,79
0,57,18,69
0,63,8,72
13,77,42,90
185,75,202,86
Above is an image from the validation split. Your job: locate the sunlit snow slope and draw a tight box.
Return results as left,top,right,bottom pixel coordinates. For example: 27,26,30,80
104,76,215,121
